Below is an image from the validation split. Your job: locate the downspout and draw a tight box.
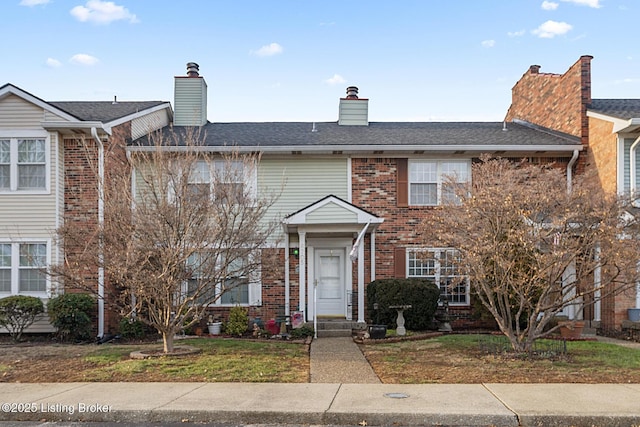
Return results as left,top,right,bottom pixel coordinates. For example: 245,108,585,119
91,127,105,338
629,135,640,196
566,149,579,194
631,136,640,309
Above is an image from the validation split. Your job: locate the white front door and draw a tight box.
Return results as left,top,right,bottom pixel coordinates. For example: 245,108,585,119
315,248,345,317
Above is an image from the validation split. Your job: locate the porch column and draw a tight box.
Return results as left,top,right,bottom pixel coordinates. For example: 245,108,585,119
593,243,601,322
284,232,290,317
358,234,365,323
370,231,376,281
298,231,307,321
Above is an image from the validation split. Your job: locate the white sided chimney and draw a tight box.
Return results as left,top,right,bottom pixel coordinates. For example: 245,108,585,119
173,62,208,126
338,86,369,126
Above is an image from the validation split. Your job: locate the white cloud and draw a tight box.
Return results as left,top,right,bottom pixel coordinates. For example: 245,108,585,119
45,58,62,68
532,20,573,38
541,1,559,10
508,29,526,37
70,0,139,24
481,39,495,48
250,42,284,57
614,78,640,84
324,74,346,85
560,0,602,7
19,0,50,6
70,53,99,66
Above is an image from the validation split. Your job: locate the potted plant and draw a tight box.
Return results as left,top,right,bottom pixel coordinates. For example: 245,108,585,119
207,315,222,335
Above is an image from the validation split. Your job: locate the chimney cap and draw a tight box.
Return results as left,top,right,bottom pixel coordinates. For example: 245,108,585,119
345,86,359,99
186,62,200,78
529,65,541,74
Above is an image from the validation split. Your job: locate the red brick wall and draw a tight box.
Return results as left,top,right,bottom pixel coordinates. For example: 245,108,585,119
63,123,131,335
505,56,592,175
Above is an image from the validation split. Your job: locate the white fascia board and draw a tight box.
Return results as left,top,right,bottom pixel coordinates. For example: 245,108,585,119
42,121,112,136
283,195,383,226
127,144,584,154
0,84,80,122
588,110,640,133
106,102,173,128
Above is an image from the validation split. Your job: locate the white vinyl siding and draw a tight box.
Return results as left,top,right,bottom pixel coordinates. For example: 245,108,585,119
131,109,171,140
259,157,349,240
409,160,470,206
0,94,68,128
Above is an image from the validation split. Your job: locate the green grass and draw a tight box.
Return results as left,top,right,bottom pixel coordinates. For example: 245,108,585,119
360,334,640,383
80,338,308,382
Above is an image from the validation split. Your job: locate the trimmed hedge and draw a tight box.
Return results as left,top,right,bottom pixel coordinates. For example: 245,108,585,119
366,278,440,330
47,293,95,341
0,295,44,342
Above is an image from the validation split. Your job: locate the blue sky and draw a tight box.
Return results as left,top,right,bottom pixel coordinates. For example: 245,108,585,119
2,0,638,122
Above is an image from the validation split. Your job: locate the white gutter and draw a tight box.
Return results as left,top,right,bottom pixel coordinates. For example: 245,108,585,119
566,150,579,194
91,127,105,338
127,144,584,155
629,135,640,196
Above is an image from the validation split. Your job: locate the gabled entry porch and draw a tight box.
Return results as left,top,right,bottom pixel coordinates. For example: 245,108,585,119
282,195,383,324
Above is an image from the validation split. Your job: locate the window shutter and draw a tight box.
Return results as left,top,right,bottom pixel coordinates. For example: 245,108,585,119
397,158,408,207
394,247,406,278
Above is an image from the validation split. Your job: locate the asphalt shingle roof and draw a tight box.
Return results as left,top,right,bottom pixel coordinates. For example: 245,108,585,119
590,99,640,120
50,101,167,123
135,121,580,149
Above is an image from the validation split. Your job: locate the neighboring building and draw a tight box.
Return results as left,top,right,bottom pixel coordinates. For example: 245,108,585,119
0,83,172,335
505,55,640,331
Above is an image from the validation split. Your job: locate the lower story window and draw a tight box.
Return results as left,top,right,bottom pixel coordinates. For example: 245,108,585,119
185,252,252,306
0,242,48,295
407,248,468,305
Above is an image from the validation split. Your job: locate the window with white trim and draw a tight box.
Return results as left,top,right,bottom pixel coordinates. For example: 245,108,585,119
407,248,468,305
0,138,48,192
185,252,253,306
409,160,469,206
185,159,252,204
0,242,48,295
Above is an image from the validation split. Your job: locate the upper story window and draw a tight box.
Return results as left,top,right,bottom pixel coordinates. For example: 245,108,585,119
408,160,470,206
186,159,248,204
0,137,48,192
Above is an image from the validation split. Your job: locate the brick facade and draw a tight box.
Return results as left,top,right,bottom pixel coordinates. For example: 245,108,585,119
62,123,131,335
505,55,592,175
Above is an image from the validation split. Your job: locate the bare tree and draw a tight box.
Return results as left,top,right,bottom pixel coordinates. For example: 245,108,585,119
430,156,640,352
51,128,280,352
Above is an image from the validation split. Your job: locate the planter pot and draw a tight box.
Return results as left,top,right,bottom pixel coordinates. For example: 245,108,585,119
558,320,585,339
629,309,640,322
368,325,387,339
207,322,222,335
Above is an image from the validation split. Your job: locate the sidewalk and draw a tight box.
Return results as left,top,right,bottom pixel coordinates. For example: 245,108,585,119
2,382,640,426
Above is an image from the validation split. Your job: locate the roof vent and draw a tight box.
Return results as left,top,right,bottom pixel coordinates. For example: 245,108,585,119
346,86,359,99
186,62,200,78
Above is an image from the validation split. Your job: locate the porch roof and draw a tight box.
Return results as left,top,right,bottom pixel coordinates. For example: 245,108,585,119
282,195,383,232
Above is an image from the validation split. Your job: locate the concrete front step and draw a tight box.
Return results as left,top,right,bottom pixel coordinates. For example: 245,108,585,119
308,320,364,338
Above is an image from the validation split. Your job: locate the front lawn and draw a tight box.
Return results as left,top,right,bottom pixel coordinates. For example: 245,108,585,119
0,338,308,383
360,334,640,383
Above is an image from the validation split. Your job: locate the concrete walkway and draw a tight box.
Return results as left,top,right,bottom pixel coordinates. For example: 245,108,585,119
310,336,380,383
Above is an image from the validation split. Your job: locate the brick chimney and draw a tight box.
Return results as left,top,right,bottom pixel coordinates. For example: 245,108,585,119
338,86,369,126
174,62,208,126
